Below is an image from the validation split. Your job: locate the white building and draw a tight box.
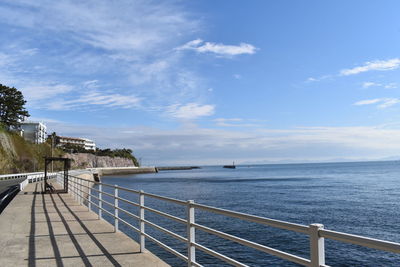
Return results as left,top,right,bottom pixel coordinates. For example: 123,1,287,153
58,136,96,151
82,138,96,150
20,121,47,144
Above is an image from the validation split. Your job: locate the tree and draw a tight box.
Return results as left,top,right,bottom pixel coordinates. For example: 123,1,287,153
0,84,30,128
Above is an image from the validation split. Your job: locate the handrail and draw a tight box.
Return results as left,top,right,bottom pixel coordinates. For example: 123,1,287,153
1,172,58,182
143,205,187,224
65,174,400,267
192,222,311,266
192,202,309,234
320,229,400,254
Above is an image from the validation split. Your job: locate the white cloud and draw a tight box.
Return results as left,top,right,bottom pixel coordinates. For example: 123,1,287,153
384,83,397,89
21,83,75,102
177,39,257,56
213,118,266,128
354,99,382,105
362,82,379,88
214,118,243,123
362,81,397,89
45,122,400,165
74,91,141,108
341,58,400,76
353,98,400,108
0,53,14,67
0,0,215,118
233,74,242,79
83,80,99,89
167,103,215,119
44,90,141,110
378,98,400,108
305,75,331,83
0,0,196,53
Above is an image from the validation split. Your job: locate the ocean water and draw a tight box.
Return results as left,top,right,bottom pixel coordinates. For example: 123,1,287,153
96,161,400,266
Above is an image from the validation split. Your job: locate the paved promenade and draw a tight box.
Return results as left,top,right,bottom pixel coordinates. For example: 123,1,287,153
0,181,169,267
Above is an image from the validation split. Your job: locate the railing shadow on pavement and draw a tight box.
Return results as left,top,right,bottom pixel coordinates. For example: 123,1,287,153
26,181,140,267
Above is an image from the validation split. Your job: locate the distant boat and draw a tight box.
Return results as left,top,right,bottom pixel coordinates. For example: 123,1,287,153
223,162,236,169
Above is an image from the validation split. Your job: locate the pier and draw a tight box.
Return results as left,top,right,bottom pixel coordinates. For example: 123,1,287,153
0,180,169,266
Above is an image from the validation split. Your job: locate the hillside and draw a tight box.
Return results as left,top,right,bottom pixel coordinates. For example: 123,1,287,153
0,130,138,174
0,129,62,174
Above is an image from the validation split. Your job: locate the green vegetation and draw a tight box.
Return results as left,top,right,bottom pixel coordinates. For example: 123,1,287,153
0,131,64,174
0,84,30,128
96,148,139,166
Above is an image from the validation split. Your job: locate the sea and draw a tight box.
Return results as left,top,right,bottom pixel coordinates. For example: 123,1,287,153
96,161,400,266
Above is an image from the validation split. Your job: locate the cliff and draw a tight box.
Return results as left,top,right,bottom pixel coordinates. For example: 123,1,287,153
64,153,137,169
0,130,62,174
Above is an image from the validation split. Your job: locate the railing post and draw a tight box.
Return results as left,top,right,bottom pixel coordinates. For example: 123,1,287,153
81,179,84,205
99,184,103,219
310,223,325,267
72,177,75,199
139,190,145,252
114,185,119,232
78,179,83,205
75,178,77,201
88,181,92,211
187,200,196,267
75,177,78,201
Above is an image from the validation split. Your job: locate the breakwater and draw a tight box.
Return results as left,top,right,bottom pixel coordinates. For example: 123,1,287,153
88,166,157,176
155,166,200,171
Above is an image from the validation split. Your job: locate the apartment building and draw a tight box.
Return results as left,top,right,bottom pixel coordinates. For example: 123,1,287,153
20,121,47,144
57,136,96,151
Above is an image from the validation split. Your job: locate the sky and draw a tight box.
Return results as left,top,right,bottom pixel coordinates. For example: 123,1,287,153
1,0,400,165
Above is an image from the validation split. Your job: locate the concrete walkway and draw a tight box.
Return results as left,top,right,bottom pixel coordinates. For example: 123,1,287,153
0,181,170,267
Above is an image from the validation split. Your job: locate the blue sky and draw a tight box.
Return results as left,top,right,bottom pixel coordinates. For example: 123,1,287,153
1,0,400,165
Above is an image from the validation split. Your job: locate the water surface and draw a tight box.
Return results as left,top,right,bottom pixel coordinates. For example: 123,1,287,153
97,161,400,266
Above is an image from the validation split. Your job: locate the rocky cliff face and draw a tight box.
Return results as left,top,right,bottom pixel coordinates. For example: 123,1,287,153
0,132,16,172
65,153,136,169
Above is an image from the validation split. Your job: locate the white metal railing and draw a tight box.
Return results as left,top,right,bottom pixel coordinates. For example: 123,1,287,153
0,172,36,181
19,178,29,191
0,172,57,183
62,174,400,267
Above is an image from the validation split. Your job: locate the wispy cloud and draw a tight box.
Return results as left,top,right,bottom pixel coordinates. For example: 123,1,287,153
362,81,397,89
0,0,195,53
0,0,210,119
341,58,400,76
73,91,141,108
213,118,263,127
362,82,378,88
167,103,215,119
177,39,257,56
305,75,332,83
21,83,75,103
353,98,400,108
45,90,141,111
